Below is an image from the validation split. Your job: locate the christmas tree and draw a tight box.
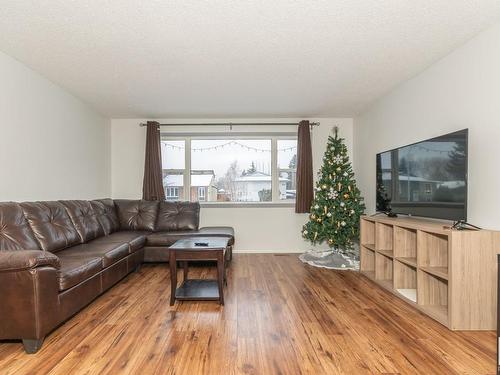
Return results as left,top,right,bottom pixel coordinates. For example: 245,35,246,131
302,128,365,251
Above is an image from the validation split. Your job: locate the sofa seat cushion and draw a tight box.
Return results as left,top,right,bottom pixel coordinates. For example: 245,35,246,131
146,227,234,247
57,254,102,291
146,231,195,247
198,227,235,245
60,242,130,268
90,231,147,253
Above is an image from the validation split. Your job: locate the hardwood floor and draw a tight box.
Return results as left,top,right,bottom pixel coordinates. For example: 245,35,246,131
0,254,496,374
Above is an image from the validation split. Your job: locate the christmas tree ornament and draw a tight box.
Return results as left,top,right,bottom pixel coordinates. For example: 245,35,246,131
301,126,365,252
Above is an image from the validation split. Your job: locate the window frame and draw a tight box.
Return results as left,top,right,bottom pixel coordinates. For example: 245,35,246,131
161,133,297,207
198,186,206,201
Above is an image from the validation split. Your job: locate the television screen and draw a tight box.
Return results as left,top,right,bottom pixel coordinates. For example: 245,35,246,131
376,129,468,221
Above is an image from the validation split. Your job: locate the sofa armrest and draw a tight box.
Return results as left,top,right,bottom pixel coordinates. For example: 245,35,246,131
0,251,60,345
0,250,60,272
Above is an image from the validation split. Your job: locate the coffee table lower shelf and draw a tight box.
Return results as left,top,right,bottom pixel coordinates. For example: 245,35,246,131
175,279,220,301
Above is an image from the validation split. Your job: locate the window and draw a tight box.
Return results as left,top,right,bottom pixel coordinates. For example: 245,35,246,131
161,136,297,204
277,140,297,201
198,186,206,201
162,140,185,201
166,187,179,201
192,139,272,203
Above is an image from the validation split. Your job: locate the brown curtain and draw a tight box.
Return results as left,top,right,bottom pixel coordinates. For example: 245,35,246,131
142,121,165,201
295,120,313,213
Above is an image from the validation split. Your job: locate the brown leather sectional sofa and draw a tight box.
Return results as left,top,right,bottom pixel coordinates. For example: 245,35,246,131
0,199,234,354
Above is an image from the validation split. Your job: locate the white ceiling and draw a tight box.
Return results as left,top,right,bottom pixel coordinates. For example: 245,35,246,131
1,1,500,118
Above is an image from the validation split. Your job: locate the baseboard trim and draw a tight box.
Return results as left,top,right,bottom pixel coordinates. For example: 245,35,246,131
233,249,305,254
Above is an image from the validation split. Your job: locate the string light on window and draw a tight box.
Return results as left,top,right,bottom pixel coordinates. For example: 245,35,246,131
161,141,297,153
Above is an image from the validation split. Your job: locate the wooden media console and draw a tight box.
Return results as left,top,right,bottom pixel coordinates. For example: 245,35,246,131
360,215,500,330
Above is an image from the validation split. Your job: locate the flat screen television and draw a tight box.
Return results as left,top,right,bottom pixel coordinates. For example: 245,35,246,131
376,129,468,221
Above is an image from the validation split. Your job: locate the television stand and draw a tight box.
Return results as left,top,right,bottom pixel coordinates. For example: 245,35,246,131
370,211,397,218
360,215,500,330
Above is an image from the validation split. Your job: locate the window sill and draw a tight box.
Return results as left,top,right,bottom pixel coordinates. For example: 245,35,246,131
199,202,296,208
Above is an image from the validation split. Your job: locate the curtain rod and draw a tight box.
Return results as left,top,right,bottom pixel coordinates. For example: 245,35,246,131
139,121,320,127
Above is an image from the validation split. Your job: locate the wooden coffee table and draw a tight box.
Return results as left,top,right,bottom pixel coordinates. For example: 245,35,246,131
169,237,229,306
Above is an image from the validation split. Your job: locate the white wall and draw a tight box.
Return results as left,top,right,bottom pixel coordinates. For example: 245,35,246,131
111,118,353,252
0,51,110,201
354,22,500,230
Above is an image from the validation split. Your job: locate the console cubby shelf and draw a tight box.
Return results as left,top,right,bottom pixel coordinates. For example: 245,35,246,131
359,215,500,330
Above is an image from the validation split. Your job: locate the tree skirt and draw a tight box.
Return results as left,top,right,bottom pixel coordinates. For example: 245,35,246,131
299,242,360,270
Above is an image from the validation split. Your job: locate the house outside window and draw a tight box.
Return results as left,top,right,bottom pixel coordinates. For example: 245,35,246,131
161,135,297,204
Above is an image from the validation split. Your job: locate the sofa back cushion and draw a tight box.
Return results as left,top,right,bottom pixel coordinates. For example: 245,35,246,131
155,201,200,231
60,200,104,243
0,202,41,251
90,199,120,235
114,200,159,231
21,201,80,252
